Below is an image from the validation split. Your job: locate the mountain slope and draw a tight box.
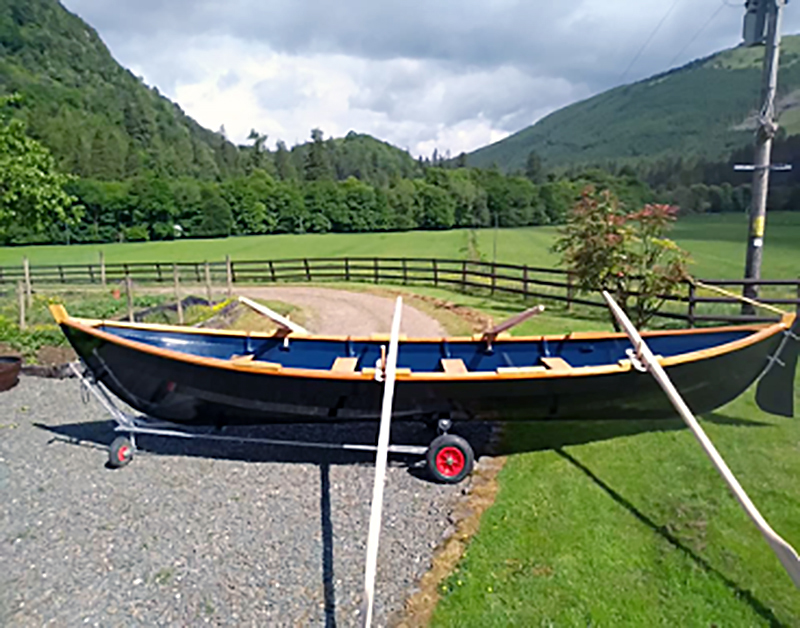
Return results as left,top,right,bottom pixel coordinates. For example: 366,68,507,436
0,0,235,180
468,36,800,172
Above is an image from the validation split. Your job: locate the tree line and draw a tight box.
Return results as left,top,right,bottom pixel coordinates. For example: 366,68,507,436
7,166,646,245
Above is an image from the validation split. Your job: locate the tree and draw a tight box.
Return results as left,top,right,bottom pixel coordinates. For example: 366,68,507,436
194,185,232,237
304,128,333,182
246,129,268,174
274,140,298,181
525,150,544,183
554,186,690,328
0,95,79,242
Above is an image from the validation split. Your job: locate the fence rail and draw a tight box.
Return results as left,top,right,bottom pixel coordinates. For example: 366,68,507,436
2,256,798,326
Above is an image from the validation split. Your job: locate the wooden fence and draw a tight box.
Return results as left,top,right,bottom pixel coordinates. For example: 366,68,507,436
1,256,798,325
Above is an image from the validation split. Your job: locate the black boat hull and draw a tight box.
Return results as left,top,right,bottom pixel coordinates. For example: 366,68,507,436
62,321,784,425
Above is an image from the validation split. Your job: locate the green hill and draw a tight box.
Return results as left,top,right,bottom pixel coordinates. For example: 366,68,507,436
467,36,800,172
0,0,240,180
0,0,421,186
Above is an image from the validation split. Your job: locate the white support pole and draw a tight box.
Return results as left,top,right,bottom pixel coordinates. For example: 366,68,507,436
238,296,309,335
362,297,403,627
602,291,800,589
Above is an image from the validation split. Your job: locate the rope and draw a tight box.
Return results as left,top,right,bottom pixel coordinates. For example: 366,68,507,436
691,279,790,316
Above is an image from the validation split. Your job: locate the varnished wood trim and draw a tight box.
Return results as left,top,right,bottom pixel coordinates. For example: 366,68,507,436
56,309,791,383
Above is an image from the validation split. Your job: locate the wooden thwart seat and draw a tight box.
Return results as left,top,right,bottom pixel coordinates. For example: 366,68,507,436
332,357,359,372
231,355,282,371
540,356,572,372
441,358,468,374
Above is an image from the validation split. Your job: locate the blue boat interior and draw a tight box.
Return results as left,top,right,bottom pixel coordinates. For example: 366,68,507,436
98,324,752,373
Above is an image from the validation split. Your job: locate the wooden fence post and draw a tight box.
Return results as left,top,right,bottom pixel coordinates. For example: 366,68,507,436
567,272,575,312
58,264,65,283
226,255,233,299
100,251,107,289
88,264,95,283
173,265,184,325
156,263,163,283
432,259,438,288
687,282,696,328
795,278,800,316
269,260,276,282
461,260,467,293
125,274,134,322
402,259,408,285
17,281,26,330
345,258,350,282
204,261,213,304
490,261,496,296
304,258,311,281
23,257,32,308
374,258,379,284
523,265,529,300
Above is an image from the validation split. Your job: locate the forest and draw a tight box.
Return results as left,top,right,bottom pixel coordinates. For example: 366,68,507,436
0,0,796,248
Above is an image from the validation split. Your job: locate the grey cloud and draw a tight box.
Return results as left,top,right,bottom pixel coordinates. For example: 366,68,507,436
62,0,800,93
349,61,586,132
59,0,800,152
217,70,241,91
253,74,311,110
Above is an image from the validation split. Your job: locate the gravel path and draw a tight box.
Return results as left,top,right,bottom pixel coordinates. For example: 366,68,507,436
234,287,446,337
0,283,496,628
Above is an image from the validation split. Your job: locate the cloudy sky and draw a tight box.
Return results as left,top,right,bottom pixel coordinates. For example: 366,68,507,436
60,0,800,156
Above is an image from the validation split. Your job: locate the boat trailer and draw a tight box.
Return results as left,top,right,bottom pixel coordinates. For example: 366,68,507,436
68,361,474,483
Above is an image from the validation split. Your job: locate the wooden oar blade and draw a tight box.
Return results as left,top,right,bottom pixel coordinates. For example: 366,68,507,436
602,290,800,590
770,537,800,589
755,316,799,418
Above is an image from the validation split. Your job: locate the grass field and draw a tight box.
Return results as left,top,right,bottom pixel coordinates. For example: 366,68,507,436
2,214,799,625
430,375,800,626
379,285,800,627
1,213,798,280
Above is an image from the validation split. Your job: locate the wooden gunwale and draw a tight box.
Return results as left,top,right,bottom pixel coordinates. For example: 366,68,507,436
54,306,794,383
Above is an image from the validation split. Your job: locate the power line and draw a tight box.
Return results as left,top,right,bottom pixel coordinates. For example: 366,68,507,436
667,1,728,69
620,0,683,82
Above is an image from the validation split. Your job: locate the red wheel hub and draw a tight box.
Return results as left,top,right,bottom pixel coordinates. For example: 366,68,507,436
435,446,465,477
117,446,130,463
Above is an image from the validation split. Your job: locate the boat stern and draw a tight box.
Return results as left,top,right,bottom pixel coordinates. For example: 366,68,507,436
756,314,799,418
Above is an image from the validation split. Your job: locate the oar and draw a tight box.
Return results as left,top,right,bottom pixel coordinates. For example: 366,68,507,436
602,291,800,589
238,296,309,335
482,305,544,349
362,296,403,627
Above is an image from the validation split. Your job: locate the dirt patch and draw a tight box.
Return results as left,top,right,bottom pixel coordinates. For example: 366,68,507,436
36,345,76,366
371,289,494,336
234,286,446,337
0,342,20,357
392,455,507,628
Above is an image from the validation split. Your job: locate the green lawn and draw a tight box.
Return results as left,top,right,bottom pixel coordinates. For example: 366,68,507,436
431,376,800,626
1,213,798,279
422,298,800,626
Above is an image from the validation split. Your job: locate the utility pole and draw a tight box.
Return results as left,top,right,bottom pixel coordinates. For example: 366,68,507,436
742,0,786,312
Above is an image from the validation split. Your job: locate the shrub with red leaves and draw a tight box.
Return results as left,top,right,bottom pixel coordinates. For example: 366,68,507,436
554,186,690,328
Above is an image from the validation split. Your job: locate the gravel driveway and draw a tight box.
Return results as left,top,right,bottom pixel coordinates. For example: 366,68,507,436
0,289,491,627
234,287,446,337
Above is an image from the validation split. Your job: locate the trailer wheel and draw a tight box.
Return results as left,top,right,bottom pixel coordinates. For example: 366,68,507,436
426,434,474,483
108,436,134,469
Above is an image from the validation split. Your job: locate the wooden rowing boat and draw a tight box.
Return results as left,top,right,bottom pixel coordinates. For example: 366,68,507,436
49,304,798,427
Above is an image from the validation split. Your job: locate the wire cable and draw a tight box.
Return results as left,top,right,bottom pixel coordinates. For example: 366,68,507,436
620,0,683,82
667,1,728,69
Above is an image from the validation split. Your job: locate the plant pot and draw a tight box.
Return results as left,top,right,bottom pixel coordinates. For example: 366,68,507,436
0,356,22,392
